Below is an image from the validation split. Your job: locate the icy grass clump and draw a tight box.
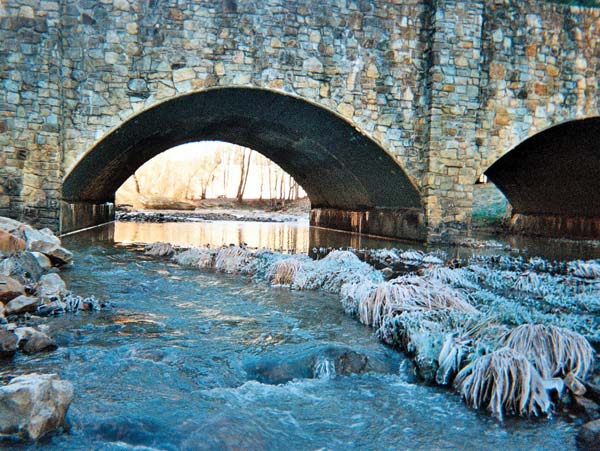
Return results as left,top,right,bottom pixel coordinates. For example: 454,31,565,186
470,290,541,326
422,266,479,290
144,242,175,257
174,247,215,269
291,250,382,293
367,248,401,265
214,246,253,274
454,347,552,421
340,278,378,316
399,250,424,262
502,324,594,380
479,270,519,291
353,275,478,330
378,310,481,383
36,293,105,316
268,256,310,287
568,259,600,279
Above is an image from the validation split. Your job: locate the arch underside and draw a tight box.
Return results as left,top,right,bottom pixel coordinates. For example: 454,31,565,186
485,117,600,237
63,88,422,213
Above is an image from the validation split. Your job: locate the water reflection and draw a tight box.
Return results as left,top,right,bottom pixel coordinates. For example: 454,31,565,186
114,220,311,252
64,220,600,261
111,220,413,254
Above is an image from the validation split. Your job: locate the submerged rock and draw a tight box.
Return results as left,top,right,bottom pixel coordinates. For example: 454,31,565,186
578,419,600,451
244,345,391,385
15,327,57,354
0,373,73,440
0,276,24,303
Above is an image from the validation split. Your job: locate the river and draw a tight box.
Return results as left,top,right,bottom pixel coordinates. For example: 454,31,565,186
2,220,594,450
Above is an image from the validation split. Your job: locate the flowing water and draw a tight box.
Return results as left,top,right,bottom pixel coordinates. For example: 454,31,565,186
2,220,594,450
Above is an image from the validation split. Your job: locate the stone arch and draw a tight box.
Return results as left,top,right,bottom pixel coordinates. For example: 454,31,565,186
484,117,600,237
62,87,424,239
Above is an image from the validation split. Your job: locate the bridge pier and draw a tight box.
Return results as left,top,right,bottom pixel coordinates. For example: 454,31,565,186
310,208,426,242
60,201,115,235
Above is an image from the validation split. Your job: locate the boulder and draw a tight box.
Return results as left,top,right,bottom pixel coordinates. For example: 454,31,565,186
30,252,52,271
0,253,44,283
578,419,600,451
0,373,73,440
15,327,57,354
22,227,72,265
0,217,23,235
0,276,24,304
0,328,18,358
37,273,67,301
0,230,26,255
4,295,40,316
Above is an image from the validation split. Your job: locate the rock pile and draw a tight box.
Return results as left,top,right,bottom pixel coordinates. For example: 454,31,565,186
0,216,103,441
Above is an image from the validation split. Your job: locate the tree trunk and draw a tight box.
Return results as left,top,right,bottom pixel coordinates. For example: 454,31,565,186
236,148,253,202
132,173,141,194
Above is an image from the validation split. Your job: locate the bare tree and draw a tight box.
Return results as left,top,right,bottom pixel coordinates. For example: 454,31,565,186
236,148,253,202
132,172,141,194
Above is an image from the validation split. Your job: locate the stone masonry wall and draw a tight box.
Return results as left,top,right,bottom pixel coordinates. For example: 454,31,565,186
420,0,599,238
1,0,599,237
477,0,600,171
58,0,432,181
0,0,64,228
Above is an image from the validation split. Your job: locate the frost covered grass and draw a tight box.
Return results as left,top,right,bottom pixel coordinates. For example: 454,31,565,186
173,247,216,269
502,324,594,380
454,347,552,420
144,242,175,257
347,275,478,330
268,256,309,286
155,243,599,420
214,246,253,274
568,259,600,279
291,250,382,293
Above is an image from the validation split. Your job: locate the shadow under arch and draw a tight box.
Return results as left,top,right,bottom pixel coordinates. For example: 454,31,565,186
62,87,425,239
485,117,600,238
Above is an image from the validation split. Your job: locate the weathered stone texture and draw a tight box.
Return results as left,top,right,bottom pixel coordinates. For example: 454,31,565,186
1,0,599,239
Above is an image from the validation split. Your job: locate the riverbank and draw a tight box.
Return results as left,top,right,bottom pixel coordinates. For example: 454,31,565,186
142,241,600,448
116,197,310,224
0,217,107,441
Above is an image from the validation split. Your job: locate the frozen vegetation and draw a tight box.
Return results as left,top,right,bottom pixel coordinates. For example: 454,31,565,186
145,242,599,421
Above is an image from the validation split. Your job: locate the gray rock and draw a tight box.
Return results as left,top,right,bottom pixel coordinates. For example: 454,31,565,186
578,419,600,451
0,328,18,358
0,252,45,283
36,273,67,301
4,295,40,315
0,373,73,440
30,252,52,271
15,327,57,354
22,227,72,265
0,217,23,235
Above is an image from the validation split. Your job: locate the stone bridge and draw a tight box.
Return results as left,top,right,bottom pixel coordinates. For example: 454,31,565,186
1,0,599,241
